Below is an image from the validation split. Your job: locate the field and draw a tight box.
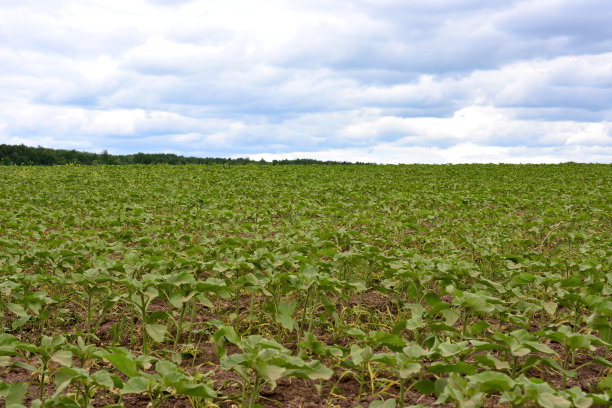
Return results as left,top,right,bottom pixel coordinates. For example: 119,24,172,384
0,163,611,408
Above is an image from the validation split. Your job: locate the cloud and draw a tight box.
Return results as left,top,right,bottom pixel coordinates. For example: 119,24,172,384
0,0,611,163
496,0,612,50
340,105,612,147
243,144,612,165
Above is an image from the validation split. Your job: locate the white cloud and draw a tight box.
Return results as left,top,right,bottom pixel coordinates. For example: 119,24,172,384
0,0,611,162
242,143,612,164
336,105,612,148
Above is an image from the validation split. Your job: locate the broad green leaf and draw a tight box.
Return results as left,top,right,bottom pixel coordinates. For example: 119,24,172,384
398,363,421,379
275,301,297,331
5,303,28,318
51,350,73,367
511,347,531,357
442,309,460,326
196,294,214,308
403,344,430,359
145,324,167,343
474,354,510,370
369,399,396,408
0,381,29,406
169,291,193,308
304,360,333,380
524,341,556,355
508,273,535,287
537,393,571,408
591,356,612,367
414,379,435,395
346,328,366,339
91,370,114,388
105,353,139,377
175,382,217,399
122,376,151,394
167,272,194,285
427,361,477,375
543,302,558,316
468,371,515,392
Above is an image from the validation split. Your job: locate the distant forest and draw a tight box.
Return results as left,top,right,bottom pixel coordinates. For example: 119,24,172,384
0,144,367,166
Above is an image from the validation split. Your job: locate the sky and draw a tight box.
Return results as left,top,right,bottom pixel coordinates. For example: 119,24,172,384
1,0,611,163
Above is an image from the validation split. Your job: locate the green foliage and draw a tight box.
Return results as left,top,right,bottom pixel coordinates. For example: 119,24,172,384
214,324,332,407
0,163,610,406
0,144,367,166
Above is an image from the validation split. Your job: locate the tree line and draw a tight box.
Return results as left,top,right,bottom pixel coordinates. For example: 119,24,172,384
0,144,368,166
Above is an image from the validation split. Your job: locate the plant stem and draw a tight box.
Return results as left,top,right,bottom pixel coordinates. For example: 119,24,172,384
563,345,571,388
297,289,311,344
462,313,470,337
140,293,148,354
40,360,47,402
188,301,197,344
174,303,188,351
86,292,92,342
248,376,263,408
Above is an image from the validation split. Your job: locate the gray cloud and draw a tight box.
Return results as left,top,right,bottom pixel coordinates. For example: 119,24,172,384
0,0,610,162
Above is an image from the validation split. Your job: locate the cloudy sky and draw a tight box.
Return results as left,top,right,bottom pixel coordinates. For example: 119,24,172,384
1,0,611,163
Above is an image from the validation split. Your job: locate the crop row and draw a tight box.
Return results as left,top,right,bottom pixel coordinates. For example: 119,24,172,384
1,163,611,407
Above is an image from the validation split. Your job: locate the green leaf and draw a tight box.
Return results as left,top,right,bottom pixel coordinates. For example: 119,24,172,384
350,344,373,366
304,360,333,380
0,381,29,406
275,301,297,331
468,371,515,393
167,272,194,286
51,350,73,367
508,273,535,287
11,317,30,330
346,328,366,339
298,332,326,356
91,370,115,388
122,376,150,394
414,379,435,395
398,363,421,379
474,354,510,370
442,309,460,326
537,393,571,408
470,320,490,335
175,382,217,399
540,357,576,378
54,366,81,394
105,353,139,377
12,361,39,374
369,399,396,408
464,295,495,314
213,326,239,359
427,361,477,375
196,294,213,308
599,375,612,390
591,356,612,367
511,347,531,357
145,324,167,343
424,293,440,306
402,344,430,359
260,364,286,382
543,302,558,316
169,291,192,308
6,303,28,318
369,332,406,352
525,341,556,355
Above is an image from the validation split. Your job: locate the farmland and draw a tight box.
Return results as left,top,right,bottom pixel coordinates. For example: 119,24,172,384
0,163,611,408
